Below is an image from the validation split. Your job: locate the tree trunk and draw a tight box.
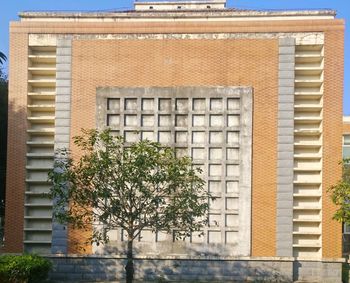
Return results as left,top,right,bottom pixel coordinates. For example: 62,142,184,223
125,238,134,283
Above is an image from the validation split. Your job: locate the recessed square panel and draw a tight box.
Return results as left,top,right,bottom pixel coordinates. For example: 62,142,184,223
193,164,205,176
209,164,222,177
142,131,154,141
108,228,119,241
227,115,240,127
175,147,188,158
107,98,120,110
209,197,221,210
226,214,238,227
226,165,239,177
192,231,205,243
209,131,223,144
175,115,188,127
124,114,138,126
226,181,239,193
158,115,172,127
208,231,221,244
226,231,238,244
124,131,139,143
226,197,238,210
158,131,172,143
142,98,154,111
124,98,137,110
209,181,221,193
175,131,187,143
121,229,128,242
210,115,224,127
227,148,239,160
159,98,172,111
227,132,239,143
209,214,221,227
173,230,190,242
209,148,222,160
107,114,120,128
157,231,169,242
192,131,206,144
192,148,205,160
141,115,154,127
140,230,154,242
176,98,188,111
210,98,223,110
193,98,206,111
227,98,240,110
193,115,205,127
110,130,120,137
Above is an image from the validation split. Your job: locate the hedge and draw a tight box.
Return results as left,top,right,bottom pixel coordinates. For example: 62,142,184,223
0,254,52,283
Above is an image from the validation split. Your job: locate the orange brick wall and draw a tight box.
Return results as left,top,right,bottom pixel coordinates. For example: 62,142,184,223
9,19,344,34
322,30,344,258
4,33,28,253
69,39,279,256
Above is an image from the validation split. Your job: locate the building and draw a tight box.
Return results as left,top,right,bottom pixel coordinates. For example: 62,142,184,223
344,116,350,159
4,1,345,281
343,116,350,254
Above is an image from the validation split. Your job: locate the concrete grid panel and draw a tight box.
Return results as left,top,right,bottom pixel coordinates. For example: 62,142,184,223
96,86,252,257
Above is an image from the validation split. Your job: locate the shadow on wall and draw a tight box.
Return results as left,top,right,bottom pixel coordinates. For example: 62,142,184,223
49,256,293,282
138,259,292,283
2,100,26,253
0,80,8,247
94,239,291,281
49,243,293,282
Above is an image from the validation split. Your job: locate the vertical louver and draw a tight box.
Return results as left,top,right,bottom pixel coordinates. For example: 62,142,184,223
25,46,56,253
293,44,323,258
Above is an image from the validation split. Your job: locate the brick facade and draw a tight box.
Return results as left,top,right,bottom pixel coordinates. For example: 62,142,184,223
5,15,344,263
322,30,344,258
69,38,278,255
4,33,28,253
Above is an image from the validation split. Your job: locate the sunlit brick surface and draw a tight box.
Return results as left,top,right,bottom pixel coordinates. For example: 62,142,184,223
70,39,278,255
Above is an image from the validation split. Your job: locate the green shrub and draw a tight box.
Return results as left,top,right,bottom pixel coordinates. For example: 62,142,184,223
0,254,52,283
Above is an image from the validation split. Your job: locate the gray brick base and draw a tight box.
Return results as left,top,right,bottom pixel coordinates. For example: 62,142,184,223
293,260,342,283
46,255,344,282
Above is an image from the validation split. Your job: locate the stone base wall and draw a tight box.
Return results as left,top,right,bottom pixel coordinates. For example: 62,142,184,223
47,255,343,282
293,260,342,283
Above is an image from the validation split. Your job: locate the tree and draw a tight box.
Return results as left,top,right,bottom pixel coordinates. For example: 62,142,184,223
48,129,212,283
328,158,350,223
0,52,6,66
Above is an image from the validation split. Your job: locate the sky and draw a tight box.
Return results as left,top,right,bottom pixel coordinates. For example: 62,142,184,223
0,0,349,115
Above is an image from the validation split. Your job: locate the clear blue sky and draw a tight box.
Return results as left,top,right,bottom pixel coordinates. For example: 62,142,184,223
1,0,349,115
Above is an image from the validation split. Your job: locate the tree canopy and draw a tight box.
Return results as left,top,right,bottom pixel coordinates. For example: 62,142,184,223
328,158,350,224
0,52,6,65
49,128,212,283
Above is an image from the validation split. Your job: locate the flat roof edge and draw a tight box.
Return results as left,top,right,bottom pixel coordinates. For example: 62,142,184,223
18,9,337,19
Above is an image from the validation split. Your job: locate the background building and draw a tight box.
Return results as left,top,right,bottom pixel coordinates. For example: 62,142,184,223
4,0,345,281
344,116,350,159
343,116,350,254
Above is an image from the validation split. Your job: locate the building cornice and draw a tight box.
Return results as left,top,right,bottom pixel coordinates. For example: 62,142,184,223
18,9,336,22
